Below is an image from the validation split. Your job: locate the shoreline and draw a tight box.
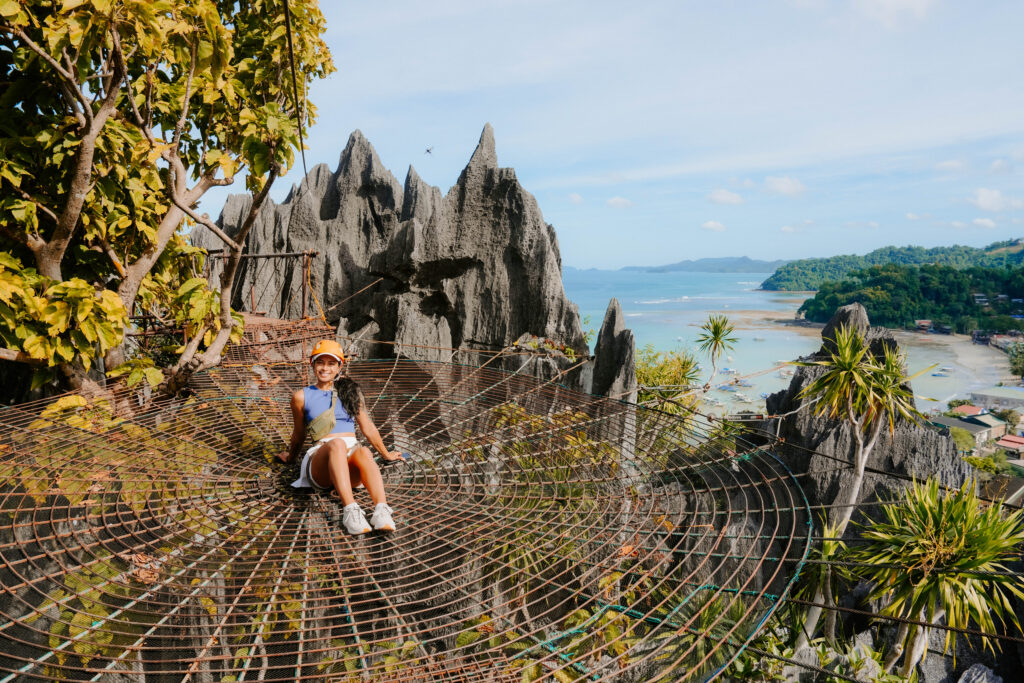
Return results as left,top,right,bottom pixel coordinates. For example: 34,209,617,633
716,308,1015,401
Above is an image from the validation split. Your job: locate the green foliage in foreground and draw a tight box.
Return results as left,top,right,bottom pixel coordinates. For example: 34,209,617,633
762,239,1024,291
852,478,1024,678
798,263,1024,332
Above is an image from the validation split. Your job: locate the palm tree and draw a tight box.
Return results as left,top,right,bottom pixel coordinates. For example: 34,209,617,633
852,478,1024,678
696,314,737,390
792,325,926,651
797,326,922,534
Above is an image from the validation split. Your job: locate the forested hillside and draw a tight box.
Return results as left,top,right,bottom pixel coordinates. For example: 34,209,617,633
762,239,1024,290
798,263,1024,332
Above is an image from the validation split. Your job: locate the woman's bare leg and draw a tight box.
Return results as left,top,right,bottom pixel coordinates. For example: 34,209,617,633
349,447,387,505
310,440,356,506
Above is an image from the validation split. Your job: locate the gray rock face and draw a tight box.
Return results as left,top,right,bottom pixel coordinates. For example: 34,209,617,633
196,125,636,397
957,664,1003,683
764,303,971,526
590,299,637,402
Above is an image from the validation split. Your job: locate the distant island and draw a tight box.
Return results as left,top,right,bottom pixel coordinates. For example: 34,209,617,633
616,256,789,273
762,238,1024,291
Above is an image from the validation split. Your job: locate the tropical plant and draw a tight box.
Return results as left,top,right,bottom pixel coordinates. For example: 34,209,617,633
0,0,333,391
948,426,976,454
696,314,737,390
635,344,702,414
792,325,926,652
851,478,1024,678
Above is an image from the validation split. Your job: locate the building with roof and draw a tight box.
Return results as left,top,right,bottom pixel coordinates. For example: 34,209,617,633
963,413,1008,439
996,435,1024,456
969,386,1024,411
929,416,991,446
950,404,984,417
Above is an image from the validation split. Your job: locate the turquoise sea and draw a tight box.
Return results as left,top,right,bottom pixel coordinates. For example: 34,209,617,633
561,269,1000,411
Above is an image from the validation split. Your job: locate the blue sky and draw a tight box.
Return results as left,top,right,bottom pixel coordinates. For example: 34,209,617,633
200,0,1024,269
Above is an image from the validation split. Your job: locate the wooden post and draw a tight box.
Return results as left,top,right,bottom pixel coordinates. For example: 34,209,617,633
301,252,309,319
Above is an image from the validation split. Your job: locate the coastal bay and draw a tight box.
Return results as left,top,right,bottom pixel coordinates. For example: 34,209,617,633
563,269,1012,409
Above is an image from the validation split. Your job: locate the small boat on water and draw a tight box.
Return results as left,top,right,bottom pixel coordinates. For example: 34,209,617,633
753,336,766,342
735,379,753,387
932,372,950,377
717,384,738,392
778,368,795,378
733,392,755,403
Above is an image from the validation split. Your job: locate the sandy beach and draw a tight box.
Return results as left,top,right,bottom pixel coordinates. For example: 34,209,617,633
717,308,1016,403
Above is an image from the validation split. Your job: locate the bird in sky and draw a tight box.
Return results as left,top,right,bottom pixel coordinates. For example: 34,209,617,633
424,147,433,155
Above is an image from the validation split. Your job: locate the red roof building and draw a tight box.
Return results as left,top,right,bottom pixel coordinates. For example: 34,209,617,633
951,405,984,417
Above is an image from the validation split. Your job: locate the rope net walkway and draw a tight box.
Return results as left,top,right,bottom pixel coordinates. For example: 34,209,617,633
0,318,812,682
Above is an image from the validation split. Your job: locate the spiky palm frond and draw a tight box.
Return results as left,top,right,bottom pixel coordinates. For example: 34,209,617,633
853,479,1024,660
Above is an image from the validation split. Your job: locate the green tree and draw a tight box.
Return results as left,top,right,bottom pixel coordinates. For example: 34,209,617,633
852,479,1024,678
992,408,1020,431
948,426,976,454
634,344,701,414
696,313,737,390
1009,343,1024,382
793,325,925,652
0,0,333,391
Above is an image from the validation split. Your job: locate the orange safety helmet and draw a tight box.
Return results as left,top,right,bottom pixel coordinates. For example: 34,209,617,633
309,339,345,364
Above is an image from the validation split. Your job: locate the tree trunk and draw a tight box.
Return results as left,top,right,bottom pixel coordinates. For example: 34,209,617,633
823,575,837,644
900,607,941,679
883,619,909,673
794,584,825,652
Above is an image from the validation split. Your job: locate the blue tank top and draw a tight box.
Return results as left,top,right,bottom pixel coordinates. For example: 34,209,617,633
302,386,356,433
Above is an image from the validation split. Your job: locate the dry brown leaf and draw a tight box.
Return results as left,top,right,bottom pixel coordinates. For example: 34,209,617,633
133,568,159,584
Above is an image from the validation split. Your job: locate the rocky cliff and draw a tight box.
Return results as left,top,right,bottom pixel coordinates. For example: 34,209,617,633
195,125,635,397
764,303,971,525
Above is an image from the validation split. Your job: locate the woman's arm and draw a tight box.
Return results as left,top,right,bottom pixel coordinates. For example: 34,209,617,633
276,390,306,464
354,408,403,461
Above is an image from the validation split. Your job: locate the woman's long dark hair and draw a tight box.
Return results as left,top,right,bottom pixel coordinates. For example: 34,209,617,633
334,376,364,417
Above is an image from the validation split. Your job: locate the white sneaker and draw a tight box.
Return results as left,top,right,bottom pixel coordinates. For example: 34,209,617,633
342,503,371,535
369,503,396,532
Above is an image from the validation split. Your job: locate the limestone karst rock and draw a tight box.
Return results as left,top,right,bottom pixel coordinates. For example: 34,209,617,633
194,125,636,398
764,303,971,526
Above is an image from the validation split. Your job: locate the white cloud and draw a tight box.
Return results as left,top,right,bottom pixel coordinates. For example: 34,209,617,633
934,159,966,172
906,212,921,220
990,159,1012,173
701,220,726,232
950,221,967,229
780,225,797,233
708,188,744,205
972,217,997,229
606,196,633,208
844,220,880,229
764,176,806,197
968,188,1023,212
568,192,584,204
854,0,937,29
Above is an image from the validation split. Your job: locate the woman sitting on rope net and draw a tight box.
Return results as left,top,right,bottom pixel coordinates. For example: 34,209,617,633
277,339,405,533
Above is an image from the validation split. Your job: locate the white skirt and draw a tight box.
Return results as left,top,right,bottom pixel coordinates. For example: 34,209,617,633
290,435,358,489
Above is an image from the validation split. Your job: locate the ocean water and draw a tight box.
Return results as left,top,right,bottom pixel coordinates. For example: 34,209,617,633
561,269,985,410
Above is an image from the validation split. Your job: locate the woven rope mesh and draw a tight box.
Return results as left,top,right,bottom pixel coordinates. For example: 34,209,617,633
0,319,811,682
